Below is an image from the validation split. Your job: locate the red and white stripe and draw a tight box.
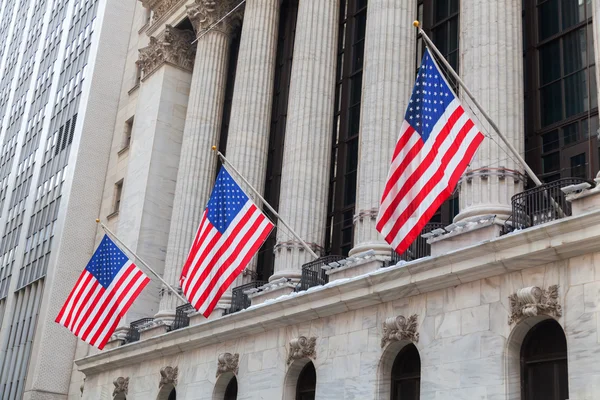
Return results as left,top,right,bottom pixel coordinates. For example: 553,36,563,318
376,98,484,255
181,201,273,317
55,261,149,349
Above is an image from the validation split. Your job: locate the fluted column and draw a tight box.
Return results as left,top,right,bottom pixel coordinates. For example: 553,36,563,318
349,1,416,256
224,0,279,288
455,0,524,222
156,1,241,323
270,0,340,281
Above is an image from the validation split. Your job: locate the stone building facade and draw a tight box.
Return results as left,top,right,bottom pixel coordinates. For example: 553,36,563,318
11,0,600,399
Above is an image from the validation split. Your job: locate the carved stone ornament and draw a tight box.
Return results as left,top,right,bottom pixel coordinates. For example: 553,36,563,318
216,352,239,377
159,366,178,388
287,336,317,365
113,377,129,397
186,0,243,35
137,25,196,76
508,285,562,324
381,314,419,348
140,0,183,23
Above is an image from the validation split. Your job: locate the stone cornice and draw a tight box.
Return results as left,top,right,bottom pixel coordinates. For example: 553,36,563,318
137,25,196,78
75,209,600,375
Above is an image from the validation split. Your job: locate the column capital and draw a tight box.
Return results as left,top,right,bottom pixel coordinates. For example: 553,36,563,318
136,25,196,77
186,0,243,37
140,0,182,22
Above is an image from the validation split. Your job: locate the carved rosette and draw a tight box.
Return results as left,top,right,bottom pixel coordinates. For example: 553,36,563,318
140,0,182,23
381,314,419,349
137,25,196,77
113,377,129,397
216,352,239,377
287,336,317,365
508,285,562,324
159,366,178,388
186,0,243,36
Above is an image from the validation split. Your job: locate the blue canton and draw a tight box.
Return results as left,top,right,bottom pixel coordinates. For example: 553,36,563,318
206,167,249,234
85,235,130,288
405,49,455,143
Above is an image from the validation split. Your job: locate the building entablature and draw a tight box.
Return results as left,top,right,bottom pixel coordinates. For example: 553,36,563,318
75,206,600,375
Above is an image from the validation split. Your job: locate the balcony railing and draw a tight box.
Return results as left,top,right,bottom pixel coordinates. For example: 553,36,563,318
124,317,154,344
168,303,194,332
503,177,592,234
299,255,344,291
226,280,267,315
390,222,445,264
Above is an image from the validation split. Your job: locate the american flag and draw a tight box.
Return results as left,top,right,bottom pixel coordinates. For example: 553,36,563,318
55,235,150,349
180,166,274,317
376,49,484,255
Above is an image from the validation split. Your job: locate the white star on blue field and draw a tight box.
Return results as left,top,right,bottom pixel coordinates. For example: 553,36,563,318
206,167,249,234
86,235,129,288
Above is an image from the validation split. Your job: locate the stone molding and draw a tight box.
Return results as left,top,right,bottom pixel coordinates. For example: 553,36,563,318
381,314,419,348
353,208,378,223
140,0,181,22
159,366,178,388
287,336,317,365
137,25,196,78
186,0,242,35
112,377,129,397
508,285,562,324
273,240,324,254
216,352,239,377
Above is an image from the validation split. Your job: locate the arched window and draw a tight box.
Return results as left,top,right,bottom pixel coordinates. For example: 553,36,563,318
521,319,569,400
224,376,237,400
390,343,421,400
295,362,316,400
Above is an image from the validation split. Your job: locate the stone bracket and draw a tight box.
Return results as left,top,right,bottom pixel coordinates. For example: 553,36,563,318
381,314,419,348
113,376,129,397
287,336,317,365
508,285,562,325
216,352,239,377
159,366,178,388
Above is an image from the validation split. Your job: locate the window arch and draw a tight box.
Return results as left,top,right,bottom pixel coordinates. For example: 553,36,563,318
295,362,316,400
521,319,569,400
390,343,420,400
224,375,237,400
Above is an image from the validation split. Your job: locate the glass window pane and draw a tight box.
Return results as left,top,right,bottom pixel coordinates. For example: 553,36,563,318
539,0,560,41
590,65,597,109
355,13,366,41
563,28,586,75
564,70,588,117
352,40,364,72
540,81,563,126
543,129,560,152
588,23,595,65
433,26,448,55
562,122,579,145
435,0,449,22
539,40,561,84
542,152,560,173
562,0,586,29
450,0,459,14
449,17,459,52
570,152,587,178
350,73,363,105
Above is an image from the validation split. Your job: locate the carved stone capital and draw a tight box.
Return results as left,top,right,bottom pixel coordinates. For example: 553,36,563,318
113,377,129,397
186,0,243,36
216,352,239,377
137,25,196,77
140,0,183,23
508,285,562,324
287,336,317,365
159,366,178,388
381,314,419,348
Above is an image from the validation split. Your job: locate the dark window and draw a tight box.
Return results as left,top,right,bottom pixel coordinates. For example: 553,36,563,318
123,116,133,150
521,319,569,400
168,388,176,400
391,344,421,400
326,0,367,257
113,180,123,213
257,0,299,280
525,0,598,181
224,376,238,400
296,362,316,400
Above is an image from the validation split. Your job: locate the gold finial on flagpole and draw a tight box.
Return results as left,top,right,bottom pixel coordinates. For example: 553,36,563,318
211,145,217,151
95,218,100,223
413,20,420,28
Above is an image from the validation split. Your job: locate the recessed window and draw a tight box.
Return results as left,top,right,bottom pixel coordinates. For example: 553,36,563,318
570,152,587,178
113,180,123,213
122,116,133,151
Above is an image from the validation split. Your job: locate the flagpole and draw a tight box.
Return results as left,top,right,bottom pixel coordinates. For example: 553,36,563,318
413,21,543,187
96,219,189,304
212,146,320,260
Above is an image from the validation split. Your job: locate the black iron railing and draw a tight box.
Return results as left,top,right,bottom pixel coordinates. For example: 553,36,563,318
299,255,344,291
226,280,267,315
124,318,154,344
390,222,445,264
169,303,194,332
503,178,592,234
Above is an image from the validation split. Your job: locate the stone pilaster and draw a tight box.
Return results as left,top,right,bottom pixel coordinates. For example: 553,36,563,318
156,1,241,323
271,0,339,281
349,1,416,256
455,0,524,223
223,0,280,290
